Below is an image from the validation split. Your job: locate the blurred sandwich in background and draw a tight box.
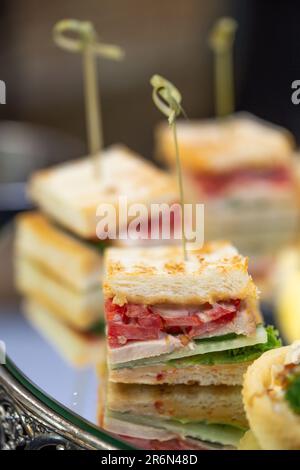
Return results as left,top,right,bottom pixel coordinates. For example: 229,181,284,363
14,144,179,365
156,112,300,293
15,211,104,331
28,144,178,241
24,297,105,367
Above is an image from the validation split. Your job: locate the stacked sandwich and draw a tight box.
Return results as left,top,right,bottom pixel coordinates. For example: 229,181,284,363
156,113,299,290
99,242,280,449
15,144,178,365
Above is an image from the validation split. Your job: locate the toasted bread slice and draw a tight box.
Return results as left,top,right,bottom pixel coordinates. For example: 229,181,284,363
109,361,250,386
15,211,103,291
156,113,294,174
24,297,105,367
15,255,103,330
28,144,178,239
106,381,247,428
103,241,260,310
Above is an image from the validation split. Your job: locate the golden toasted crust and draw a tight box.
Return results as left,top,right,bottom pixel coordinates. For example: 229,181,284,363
15,212,103,291
28,145,178,239
243,346,300,449
109,361,251,386
156,113,294,174
103,242,260,309
106,382,247,428
15,256,103,330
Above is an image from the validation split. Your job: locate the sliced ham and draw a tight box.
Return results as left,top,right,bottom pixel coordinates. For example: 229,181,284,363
108,335,182,364
198,308,257,339
104,415,176,441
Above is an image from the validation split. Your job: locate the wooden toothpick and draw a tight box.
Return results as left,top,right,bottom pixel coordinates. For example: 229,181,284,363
151,74,187,261
209,17,238,118
53,19,124,176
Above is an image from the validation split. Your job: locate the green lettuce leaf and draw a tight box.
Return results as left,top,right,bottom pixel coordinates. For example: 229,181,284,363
87,318,105,336
86,239,108,253
169,326,281,367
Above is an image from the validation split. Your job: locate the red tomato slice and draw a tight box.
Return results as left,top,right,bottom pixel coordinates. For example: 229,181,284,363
105,299,240,347
125,303,149,318
108,323,160,345
193,166,291,196
162,314,202,328
137,314,164,329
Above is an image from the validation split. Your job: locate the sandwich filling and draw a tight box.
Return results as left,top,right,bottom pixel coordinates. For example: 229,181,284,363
106,297,280,367
191,166,292,197
103,242,278,373
106,298,250,348
105,411,246,448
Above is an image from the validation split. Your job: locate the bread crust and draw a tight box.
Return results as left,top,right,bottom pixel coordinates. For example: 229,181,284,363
15,211,103,291
24,298,105,367
106,382,247,428
243,346,300,449
156,113,294,174
15,256,103,330
109,361,250,386
103,242,260,315
28,145,178,239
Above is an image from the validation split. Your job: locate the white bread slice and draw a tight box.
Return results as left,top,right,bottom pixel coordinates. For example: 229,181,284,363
23,297,105,367
106,382,247,428
103,241,260,311
15,211,103,292
156,112,294,174
109,361,250,386
28,144,178,239
15,255,103,330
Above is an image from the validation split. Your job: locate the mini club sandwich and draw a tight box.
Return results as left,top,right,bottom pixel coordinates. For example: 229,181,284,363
156,113,298,240
156,112,295,206
28,144,178,241
99,381,248,450
15,211,104,331
103,242,280,385
156,113,299,289
243,341,300,450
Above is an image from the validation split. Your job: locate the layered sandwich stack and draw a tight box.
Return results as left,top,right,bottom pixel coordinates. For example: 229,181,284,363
15,144,178,365
156,113,299,292
99,242,280,449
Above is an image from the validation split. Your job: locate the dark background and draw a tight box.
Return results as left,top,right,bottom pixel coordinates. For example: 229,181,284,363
0,0,299,167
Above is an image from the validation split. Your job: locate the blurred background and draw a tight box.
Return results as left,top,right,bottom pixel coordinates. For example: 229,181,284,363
0,0,299,296
0,0,299,165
